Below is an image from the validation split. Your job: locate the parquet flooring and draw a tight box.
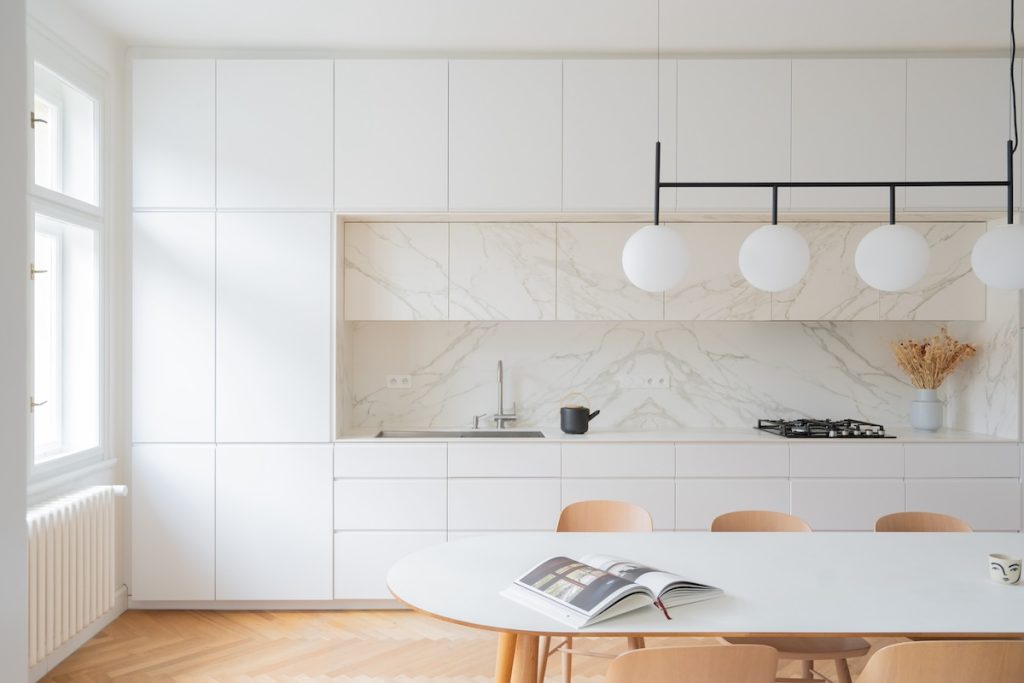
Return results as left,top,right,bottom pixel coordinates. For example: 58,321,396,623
44,610,902,682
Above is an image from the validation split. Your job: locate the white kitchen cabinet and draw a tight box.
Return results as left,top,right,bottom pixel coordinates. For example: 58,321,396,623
334,532,446,599
334,443,447,478
562,443,675,478
791,60,906,209
449,60,561,210
132,213,215,443
216,60,333,209
906,59,1018,209
216,445,333,600
790,479,904,531
132,59,215,208
335,60,448,211
334,479,447,530
789,443,904,478
675,444,789,478
131,445,215,601
675,479,790,531
904,443,1020,478
216,213,332,443
905,479,1021,531
676,60,791,210
447,443,560,478
448,479,561,531
562,479,675,530
562,60,660,210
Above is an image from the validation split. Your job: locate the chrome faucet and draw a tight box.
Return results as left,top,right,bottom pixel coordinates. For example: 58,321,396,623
492,360,517,429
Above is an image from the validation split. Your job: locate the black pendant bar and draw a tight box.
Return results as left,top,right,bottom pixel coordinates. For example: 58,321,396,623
652,140,1015,226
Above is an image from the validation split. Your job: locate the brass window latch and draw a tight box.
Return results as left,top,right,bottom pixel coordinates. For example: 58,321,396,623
30,264,47,280
30,397,48,412
30,111,47,129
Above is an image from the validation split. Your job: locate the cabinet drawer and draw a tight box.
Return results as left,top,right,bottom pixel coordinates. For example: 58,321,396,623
334,531,446,599
904,443,1020,478
448,443,560,477
791,479,904,531
562,478,674,529
562,443,674,477
675,444,789,477
675,478,790,530
334,443,447,478
334,479,446,530
905,479,1022,531
448,479,561,530
790,443,904,478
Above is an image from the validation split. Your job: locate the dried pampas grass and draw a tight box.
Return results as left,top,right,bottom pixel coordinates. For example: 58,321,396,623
890,328,977,390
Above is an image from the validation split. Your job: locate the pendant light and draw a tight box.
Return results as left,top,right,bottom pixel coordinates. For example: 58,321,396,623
623,0,689,293
738,187,810,292
972,0,1024,290
855,186,930,291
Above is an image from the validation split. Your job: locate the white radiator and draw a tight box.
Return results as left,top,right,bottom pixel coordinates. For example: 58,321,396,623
26,485,125,668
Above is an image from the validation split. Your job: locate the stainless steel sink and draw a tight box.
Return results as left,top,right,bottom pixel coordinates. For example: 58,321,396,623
375,430,545,439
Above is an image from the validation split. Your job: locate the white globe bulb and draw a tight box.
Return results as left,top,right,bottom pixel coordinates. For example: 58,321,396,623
737,224,810,292
621,224,689,293
971,224,1024,289
854,224,930,292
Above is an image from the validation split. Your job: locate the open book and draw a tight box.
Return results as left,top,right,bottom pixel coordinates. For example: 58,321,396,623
501,554,722,628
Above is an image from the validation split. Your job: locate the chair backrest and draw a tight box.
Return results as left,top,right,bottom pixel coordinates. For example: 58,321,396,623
857,641,1024,683
556,500,653,532
607,644,779,683
711,510,812,532
874,511,972,532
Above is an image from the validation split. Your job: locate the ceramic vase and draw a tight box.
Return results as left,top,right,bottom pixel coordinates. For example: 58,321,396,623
910,388,943,431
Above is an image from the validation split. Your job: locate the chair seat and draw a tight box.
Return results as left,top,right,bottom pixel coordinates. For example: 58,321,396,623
724,636,871,660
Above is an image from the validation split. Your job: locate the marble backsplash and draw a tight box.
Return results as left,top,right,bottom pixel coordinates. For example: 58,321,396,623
344,293,1020,438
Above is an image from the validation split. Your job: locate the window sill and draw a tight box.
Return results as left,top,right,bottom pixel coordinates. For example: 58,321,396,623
28,454,117,506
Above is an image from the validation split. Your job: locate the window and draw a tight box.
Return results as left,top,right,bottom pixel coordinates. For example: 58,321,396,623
32,62,99,206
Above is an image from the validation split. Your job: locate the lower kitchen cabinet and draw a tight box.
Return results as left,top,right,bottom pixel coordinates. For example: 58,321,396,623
216,444,333,600
675,479,790,531
791,479,904,530
905,479,1022,531
334,531,446,599
562,478,675,530
132,445,215,601
448,478,561,531
334,479,446,530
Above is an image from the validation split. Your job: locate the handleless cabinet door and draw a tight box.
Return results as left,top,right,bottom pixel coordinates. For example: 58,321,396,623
216,60,333,209
449,60,562,210
791,479,904,531
216,213,332,443
334,532,446,599
132,445,215,601
132,59,215,208
133,213,215,442
675,479,790,531
216,445,333,600
448,479,561,531
335,60,448,211
905,479,1022,531
562,479,675,530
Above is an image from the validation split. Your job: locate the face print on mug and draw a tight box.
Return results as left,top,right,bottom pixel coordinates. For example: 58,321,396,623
989,554,1022,584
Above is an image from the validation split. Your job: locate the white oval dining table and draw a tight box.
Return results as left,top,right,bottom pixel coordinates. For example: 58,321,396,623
388,531,1024,683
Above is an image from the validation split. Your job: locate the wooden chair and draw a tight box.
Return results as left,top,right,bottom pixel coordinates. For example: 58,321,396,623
538,500,653,682
710,510,870,683
874,511,972,532
857,640,1024,683
607,644,779,683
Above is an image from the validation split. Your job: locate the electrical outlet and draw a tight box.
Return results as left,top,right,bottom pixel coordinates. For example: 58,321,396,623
386,374,413,389
620,374,672,389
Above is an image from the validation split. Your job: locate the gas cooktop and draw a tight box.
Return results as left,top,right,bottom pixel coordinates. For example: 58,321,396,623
757,418,894,438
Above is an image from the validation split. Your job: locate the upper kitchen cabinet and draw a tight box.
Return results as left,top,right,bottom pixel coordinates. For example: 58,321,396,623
791,60,906,210
449,60,562,210
906,59,1019,209
676,60,791,211
562,60,668,211
335,60,448,211
216,60,333,209
216,213,332,442
132,59,215,209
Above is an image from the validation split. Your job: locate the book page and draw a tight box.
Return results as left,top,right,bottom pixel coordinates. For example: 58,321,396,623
578,554,717,601
513,556,648,617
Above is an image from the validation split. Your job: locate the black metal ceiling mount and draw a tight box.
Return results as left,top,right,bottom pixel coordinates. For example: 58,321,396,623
651,139,1015,227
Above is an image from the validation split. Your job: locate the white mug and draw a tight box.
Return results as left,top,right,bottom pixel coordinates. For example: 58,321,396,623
989,554,1022,585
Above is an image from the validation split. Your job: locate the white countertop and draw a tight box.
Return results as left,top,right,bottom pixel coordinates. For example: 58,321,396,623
338,426,1017,444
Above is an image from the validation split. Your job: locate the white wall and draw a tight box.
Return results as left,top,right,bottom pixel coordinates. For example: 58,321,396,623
0,0,29,679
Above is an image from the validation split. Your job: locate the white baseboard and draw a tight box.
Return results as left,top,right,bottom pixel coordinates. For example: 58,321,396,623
29,585,128,682
127,597,402,611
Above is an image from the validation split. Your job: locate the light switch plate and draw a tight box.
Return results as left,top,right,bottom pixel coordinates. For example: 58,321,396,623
620,374,671,389
386,374,413,389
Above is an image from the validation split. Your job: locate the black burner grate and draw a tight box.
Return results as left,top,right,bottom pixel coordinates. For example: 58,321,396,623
756,418,894,438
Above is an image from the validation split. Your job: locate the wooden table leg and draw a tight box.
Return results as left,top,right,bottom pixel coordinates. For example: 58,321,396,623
511,633,540,683
495,631,517,683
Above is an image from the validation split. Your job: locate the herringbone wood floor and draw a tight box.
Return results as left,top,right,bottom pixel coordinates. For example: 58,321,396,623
44,610,902,682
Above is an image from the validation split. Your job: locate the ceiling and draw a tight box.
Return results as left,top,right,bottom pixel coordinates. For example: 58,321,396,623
67,0,1020,56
